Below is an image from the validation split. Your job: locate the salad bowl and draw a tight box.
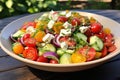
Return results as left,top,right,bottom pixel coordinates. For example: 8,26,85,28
0,10,120,72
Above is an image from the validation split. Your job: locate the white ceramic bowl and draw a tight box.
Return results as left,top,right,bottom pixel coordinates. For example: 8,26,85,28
0,11,120,72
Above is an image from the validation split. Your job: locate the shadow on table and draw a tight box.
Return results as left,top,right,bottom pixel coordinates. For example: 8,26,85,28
28,55,120,80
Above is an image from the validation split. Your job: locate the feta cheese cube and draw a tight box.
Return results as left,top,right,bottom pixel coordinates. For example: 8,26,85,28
47,20,55,29
60,42,68,49
26,26,35,34
60,29,71,36
66,11,71,18
63,22,72,29
79,26,89,33
60,11,67,15
42,33,55,43
49,10,59,21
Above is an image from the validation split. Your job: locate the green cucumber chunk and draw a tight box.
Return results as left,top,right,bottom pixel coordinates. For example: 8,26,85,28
42,44,56,52
89,36,103,51
60,53,72,64
74,32,87,46
38,44,56,56
12,30,25,38
57,48,75,56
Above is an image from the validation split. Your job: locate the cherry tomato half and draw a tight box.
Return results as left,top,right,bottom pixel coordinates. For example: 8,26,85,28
59,36,76,47
90,22,102,34
23,47,38,61
66,39,76,47
104,33,114,47
59,36,69,42
21,22,36,30
23,33,31,41
108,44,116,52
86,47,96,61
49,59,58,64
101,46,107,57
57,16,68,23
24,38,36,47
71,18,81,26
37,55,48,63
79,46,96,61
95,30,106,41
84,28,93,37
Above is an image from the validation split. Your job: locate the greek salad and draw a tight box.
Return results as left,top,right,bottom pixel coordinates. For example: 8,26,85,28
10,10,116,64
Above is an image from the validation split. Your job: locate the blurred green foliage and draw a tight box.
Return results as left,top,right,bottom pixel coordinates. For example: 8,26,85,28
0,0,71,19
0,0,120,19
85,0,111,9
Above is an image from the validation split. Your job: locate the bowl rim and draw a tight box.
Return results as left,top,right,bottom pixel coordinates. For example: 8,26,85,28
0,10,120,67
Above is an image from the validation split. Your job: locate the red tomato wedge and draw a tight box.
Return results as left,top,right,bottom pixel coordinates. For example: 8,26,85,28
95,30,106,41
23,47,38,61
49,59,58,64
24,38,36,47
108,44,116,52
57,16,68,23
23,33,31,41
104,33,114,47
21,22,36,30
71,18,81,26
90,22,102,34
79,46,96,61
101,46,107,57
37,55,48,63
86,48,96,61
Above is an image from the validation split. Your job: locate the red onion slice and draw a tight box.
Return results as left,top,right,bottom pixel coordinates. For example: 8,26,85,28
20,36,25,46
52,35,61,47
10,34,17,42
43,52,59,62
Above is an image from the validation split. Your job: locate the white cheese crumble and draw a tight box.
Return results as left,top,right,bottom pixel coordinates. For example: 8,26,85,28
42,33,55,43
79,26,89,33
47,20,55,29
60,42,68,49
59,11,67,15
63,21,72,29
66,11,71,18
60,29,71,36
26,26,35,34
49,10,59,21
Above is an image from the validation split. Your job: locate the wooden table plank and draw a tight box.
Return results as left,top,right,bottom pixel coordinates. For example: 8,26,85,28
0,67,39,80
0,48,8,56
0,56,25,72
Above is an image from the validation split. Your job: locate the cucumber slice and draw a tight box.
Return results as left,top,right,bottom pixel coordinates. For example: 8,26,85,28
38,48,46,56
57,48,75,56
12,30,25,38
74,33,87,46
75,33,87,42
60,53,72,64
42,44,56,52
57,48,65,56
89,36,103,51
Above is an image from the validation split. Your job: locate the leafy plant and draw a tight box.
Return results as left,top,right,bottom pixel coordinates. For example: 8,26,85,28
85,0,111,9
0,0,71,19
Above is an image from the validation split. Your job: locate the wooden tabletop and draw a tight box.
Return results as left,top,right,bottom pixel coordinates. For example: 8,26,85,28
0,10,120,80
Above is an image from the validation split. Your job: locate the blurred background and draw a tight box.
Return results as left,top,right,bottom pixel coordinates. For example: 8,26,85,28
0,0,120,19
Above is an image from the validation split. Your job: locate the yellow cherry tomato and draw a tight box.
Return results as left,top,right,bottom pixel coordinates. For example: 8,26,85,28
12,42,24,54
71,53,86,63
53,22,64,34
34,30,46,42
36,21,47,30
95,52,102,59
103,27,111,34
